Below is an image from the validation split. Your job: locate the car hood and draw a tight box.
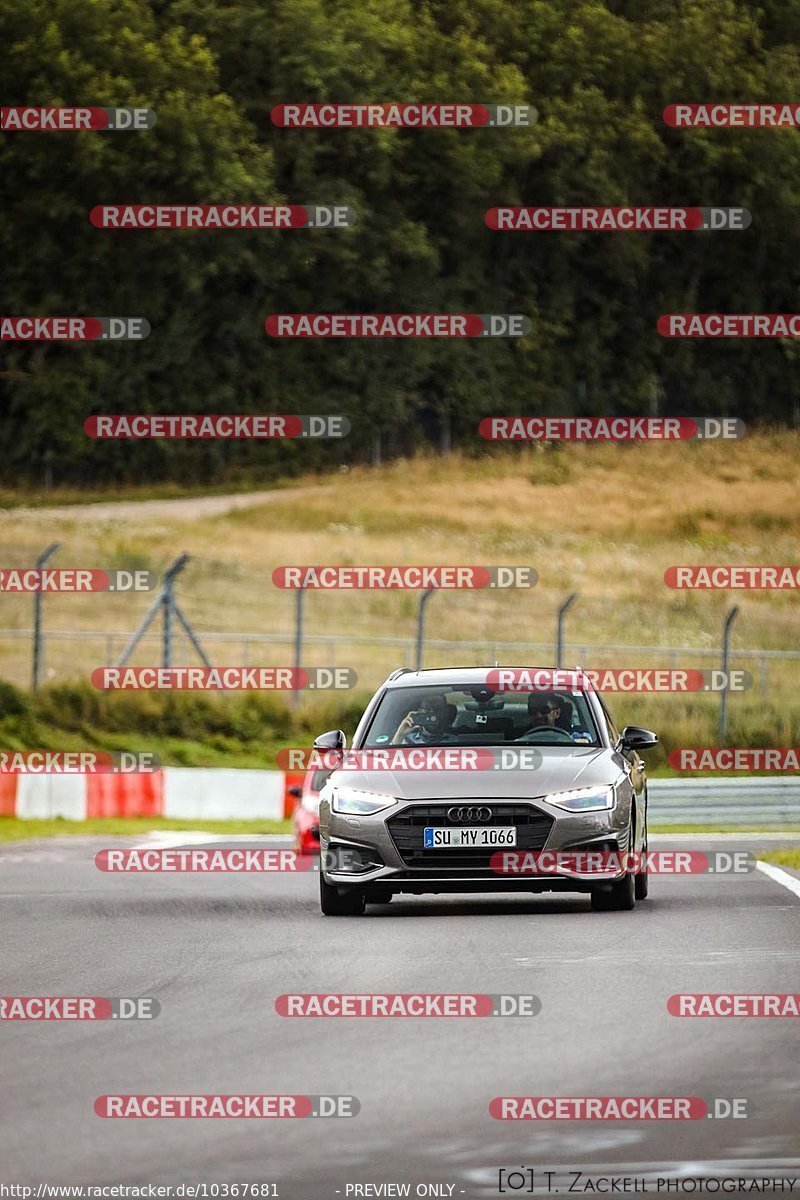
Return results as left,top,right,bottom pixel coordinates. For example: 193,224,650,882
327,747,627,801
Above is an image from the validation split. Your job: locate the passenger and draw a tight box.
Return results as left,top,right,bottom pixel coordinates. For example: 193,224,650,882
392,695,458,745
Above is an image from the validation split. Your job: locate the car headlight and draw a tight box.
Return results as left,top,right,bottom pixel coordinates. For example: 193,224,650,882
545,786,614,812
331,786,398,816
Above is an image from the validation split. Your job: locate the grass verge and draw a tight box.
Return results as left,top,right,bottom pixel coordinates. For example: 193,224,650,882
650,824,800,834
0,817,292,842
759,849,800,870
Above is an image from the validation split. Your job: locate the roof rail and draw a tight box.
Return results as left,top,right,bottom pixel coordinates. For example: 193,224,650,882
573,664,596,690
387,667,413,681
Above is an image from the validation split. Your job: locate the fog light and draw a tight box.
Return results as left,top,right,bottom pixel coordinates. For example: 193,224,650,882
323,844,383,874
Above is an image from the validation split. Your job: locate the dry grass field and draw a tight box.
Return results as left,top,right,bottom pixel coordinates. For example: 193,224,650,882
1,432,799,752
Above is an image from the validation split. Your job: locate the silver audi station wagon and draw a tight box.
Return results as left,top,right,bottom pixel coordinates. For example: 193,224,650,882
316,666,658,915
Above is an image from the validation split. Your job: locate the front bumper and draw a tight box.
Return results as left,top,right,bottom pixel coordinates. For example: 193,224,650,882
320,797,633,895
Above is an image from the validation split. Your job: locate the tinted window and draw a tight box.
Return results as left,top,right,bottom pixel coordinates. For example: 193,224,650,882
361,685,601,748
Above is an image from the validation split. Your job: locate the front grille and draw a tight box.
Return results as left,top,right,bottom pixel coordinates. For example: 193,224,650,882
387,803,554,872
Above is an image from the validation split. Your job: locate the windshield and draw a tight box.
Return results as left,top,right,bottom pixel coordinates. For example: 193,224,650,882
361,685,601,748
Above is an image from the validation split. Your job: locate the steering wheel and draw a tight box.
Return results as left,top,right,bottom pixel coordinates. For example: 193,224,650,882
516,725,575,744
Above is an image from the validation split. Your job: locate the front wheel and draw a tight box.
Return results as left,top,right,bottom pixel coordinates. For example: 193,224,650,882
591,823,637,911
591,871,636,911
320,872,365,916
635,829,649,900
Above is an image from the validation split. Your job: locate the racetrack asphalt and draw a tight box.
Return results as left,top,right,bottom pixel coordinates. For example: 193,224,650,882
2,834,798,1196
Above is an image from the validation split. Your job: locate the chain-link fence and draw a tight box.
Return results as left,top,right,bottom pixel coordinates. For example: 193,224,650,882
3,546,799,742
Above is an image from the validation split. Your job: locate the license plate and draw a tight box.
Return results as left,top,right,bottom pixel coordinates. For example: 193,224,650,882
423,826,517,848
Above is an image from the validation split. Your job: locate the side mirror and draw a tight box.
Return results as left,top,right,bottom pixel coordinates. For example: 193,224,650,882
313,729,347,752
619,726,659,752
287,785,302,799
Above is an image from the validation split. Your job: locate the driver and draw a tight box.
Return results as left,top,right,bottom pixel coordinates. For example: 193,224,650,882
391,694,457,745
525,692,564,730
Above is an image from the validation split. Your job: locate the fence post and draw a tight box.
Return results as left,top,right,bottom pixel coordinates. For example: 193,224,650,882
719,606,740,741
293,585,305,709
32,542,61,694
161,554,192,668
416,588,437,670
115,553,209,671
162,585,173,668
555,593,578,668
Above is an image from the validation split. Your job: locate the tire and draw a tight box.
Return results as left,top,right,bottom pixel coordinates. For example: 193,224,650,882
591,821,637,912
635,829,649,900
591,870,636,911
319,872,365,916
592,864,633,907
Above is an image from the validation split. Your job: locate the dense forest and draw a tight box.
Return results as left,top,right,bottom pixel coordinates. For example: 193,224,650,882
3,0,800,487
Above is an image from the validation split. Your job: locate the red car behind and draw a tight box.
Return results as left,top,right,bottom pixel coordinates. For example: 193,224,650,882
291,769,331,854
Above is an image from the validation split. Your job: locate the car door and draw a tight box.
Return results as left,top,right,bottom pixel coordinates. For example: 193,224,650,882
598,694,647,848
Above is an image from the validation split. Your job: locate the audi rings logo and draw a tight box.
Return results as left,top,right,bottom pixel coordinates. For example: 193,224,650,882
447,806,493,823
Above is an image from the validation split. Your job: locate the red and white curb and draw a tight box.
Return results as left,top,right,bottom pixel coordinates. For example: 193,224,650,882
0,768,303,821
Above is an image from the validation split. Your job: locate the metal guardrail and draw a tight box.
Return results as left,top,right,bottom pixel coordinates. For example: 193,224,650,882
649,777,800,826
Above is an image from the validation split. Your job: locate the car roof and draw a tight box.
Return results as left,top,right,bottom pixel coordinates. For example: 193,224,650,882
383,666,592,691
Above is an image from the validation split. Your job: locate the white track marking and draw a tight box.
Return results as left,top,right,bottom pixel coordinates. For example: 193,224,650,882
132,831,294,849
756,859,800,900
